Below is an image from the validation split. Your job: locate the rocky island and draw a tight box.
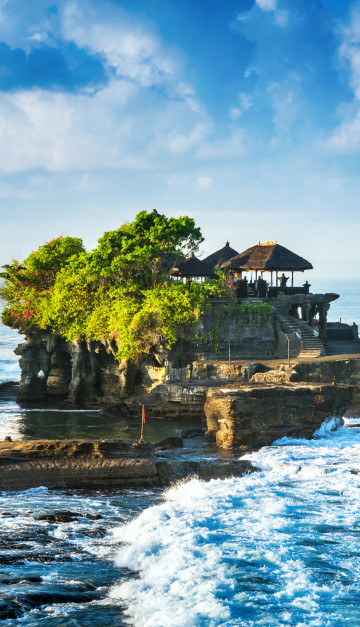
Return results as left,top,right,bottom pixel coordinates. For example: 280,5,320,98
1,209,360,489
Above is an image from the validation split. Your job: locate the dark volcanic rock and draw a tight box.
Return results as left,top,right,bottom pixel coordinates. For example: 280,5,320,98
154,436,184,451
0,588,100,620
35,510,102,523
155,457,258,485
100,401,135,418
181,428,206,439
197,459,259,481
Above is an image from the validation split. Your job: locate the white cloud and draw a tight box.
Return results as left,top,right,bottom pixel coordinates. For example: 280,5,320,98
267,81,302,131
239,93,253,111
196,130,247,160
61,1,177,90
256,0,276,12
275,10,288,27
230,107,242,120
197,176,212,189
0,1,213,173
326,9,360,152
326,110,360,153
167,123,209,155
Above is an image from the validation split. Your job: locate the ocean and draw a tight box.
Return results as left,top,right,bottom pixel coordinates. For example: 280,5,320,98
1,283,360,626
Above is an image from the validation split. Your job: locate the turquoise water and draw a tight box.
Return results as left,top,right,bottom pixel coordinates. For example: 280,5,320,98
1,284,360,625
311,279,360,326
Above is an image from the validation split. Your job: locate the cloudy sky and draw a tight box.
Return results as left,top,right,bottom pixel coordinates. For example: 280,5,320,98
0,0,359,278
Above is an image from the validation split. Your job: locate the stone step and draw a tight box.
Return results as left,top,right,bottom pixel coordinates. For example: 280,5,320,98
277,314,325,359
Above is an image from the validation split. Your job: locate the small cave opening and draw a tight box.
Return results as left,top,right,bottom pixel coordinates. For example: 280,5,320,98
134,370,144,387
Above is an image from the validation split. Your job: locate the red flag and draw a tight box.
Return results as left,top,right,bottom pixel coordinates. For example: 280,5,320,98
142,404,146,424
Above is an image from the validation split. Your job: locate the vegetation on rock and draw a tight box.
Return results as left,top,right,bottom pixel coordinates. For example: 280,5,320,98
0,211,225,359
1,210,273,361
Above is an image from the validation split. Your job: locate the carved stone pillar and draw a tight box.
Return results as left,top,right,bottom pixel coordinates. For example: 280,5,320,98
318,303,329,344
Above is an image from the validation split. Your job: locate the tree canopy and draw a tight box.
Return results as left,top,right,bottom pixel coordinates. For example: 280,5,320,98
0,210,226,360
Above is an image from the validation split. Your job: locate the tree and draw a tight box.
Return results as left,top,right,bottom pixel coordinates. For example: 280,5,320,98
0,210,224,359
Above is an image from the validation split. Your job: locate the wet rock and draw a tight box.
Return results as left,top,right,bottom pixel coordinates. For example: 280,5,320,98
77,527,107,539
156,460,198,485
0,588,101,620
36,510,102,523
155,458,259,485
154,437,183,451
0,553,73,565
0,438,157,491
181,429,206,439
100,401,135,418
197,459,259,481
0,576,42,585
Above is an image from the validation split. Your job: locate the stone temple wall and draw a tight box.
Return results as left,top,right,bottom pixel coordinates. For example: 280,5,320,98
190,303,278,361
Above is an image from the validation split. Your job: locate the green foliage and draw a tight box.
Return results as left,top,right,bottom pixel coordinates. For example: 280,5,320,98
0,236,85,333
0,210,216,359
237,302,273,329
1,211,274,361
89,209,203,293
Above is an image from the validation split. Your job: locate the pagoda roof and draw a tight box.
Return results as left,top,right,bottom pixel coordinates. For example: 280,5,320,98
203,242,239,272
171,252,213,277
222,243,313,272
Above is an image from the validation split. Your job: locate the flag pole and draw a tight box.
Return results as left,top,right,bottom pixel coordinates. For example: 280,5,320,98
139,404,145,443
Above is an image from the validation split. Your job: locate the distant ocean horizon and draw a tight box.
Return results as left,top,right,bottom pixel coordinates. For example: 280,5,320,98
310,278,360,326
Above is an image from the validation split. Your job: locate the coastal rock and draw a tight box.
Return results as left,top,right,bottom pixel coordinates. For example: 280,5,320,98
0,437,260,490
35,511,102,523
181,428,206,438
0,439,157,491
155,458,259,484
251,368,299,384
154,436,184,451
143,382,209,420
205,383,354,449
197,459,259,481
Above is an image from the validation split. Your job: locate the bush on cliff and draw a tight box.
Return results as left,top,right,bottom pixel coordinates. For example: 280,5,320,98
0,210,225,360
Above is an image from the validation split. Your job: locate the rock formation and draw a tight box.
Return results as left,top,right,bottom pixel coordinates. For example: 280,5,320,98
204,383,354,449
0,438,258,491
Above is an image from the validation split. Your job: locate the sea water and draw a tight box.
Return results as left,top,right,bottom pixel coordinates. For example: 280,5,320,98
1,284,360,626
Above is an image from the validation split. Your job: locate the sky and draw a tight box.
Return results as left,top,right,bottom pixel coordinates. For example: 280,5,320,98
0,0,360,279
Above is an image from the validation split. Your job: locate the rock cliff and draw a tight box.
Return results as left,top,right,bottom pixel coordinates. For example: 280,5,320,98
204,383,354,449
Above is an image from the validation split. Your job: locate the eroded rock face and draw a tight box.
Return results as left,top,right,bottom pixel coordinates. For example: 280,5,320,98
143,382,209,420
0,438,157,491
205,383,354,450
0,438,259,491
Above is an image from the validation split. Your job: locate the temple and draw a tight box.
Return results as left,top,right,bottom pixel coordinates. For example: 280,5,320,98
171,239,344,358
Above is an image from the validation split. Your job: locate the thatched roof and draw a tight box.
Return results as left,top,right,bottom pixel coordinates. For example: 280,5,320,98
171,252,213,277
203,242,239,272
222,243,313,272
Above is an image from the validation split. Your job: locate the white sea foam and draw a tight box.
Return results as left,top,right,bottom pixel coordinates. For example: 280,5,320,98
0,359,21,383
108,423,360,626
0,321,23,383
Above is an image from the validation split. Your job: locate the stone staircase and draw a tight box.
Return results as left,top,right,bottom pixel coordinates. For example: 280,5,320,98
277,314,326,360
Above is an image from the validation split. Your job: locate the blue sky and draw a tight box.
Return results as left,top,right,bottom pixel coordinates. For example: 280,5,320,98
0,0,360,278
